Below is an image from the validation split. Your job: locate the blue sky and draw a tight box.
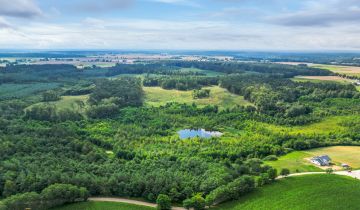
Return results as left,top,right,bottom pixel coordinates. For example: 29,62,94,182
0,0,359,50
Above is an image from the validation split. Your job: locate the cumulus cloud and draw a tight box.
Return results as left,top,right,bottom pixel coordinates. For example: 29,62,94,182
0,0,42,18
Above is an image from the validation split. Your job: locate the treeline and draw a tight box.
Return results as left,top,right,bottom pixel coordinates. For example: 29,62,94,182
0,64,105,84
106,63,205,77
220,74,360,119
162,61,332,77
143,76,219,91
0,184,88,210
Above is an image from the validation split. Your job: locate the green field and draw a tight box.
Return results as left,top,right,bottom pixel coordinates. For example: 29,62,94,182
266,146,360,173
258,115,356,137
313,64,360,77
26,95,89,113
144,86,252,109
215,175,360,210
265,151,322,173
179,67,225,76
51,201,154,210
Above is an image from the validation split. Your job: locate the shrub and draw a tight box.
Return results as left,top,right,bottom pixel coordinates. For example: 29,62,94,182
183,194,205,210
263,155,278,161
156,194,171,210
280,168,290,177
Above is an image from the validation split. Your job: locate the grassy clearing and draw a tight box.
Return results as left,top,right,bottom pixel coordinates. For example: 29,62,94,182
215,175,360,210
258,115,354,136
26,95,89,113
51,201,154,210
265,151,322,173
266,146,360,173
144,86,252,109
179,67,225,76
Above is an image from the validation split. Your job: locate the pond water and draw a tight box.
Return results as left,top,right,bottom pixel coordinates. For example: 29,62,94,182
178,129,223,139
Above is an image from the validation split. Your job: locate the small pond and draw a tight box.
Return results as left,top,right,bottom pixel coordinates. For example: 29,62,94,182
178,129,223,139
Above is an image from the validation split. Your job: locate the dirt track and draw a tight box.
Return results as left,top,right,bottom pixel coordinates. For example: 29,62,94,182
88,197,186,210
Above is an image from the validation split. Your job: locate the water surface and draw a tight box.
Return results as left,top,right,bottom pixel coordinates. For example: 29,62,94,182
178,129,222,139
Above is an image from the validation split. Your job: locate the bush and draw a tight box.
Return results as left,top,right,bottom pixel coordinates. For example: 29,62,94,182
280,168,290,177
263,155,278,161
156,194,171,210
205,175,255,206
183,194,205,210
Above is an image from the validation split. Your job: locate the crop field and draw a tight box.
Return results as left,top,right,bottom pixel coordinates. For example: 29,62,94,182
313,64,360,77
0,83,60,100
293,76,352,83
51,201,154,210
215,175,360,210
144,86,252,109
266,146,360,173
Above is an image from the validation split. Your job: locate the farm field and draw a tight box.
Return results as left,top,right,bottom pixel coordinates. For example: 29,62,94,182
215,175,360,210
51,201,154,210
266,146,360,173
144,86,252,109
313,64,360,77
293,76,352,83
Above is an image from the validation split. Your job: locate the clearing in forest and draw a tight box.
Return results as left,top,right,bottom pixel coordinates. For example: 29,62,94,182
144,86,253,109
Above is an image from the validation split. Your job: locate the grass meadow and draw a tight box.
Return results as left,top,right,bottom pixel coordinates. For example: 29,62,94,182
144,86,253,109
26,95,89,113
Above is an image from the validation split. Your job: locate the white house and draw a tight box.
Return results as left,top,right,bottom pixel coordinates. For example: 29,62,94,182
311,155,331,166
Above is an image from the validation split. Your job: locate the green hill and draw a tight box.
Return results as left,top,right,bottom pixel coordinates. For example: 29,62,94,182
215,175,360,210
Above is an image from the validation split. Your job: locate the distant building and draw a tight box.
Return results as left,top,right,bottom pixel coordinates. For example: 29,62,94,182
311,155,331,166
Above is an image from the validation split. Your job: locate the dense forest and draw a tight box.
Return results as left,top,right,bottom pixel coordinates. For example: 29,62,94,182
0,61,359,209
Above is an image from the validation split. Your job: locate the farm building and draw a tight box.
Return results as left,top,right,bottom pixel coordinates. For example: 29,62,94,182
311,155,331,166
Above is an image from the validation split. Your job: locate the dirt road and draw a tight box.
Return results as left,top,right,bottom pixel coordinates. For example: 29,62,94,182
88,197,186,210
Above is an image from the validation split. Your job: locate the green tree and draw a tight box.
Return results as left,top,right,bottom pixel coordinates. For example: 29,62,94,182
3,180,17,197
280,168,290,177
326,168,334,174
156,194,171,210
